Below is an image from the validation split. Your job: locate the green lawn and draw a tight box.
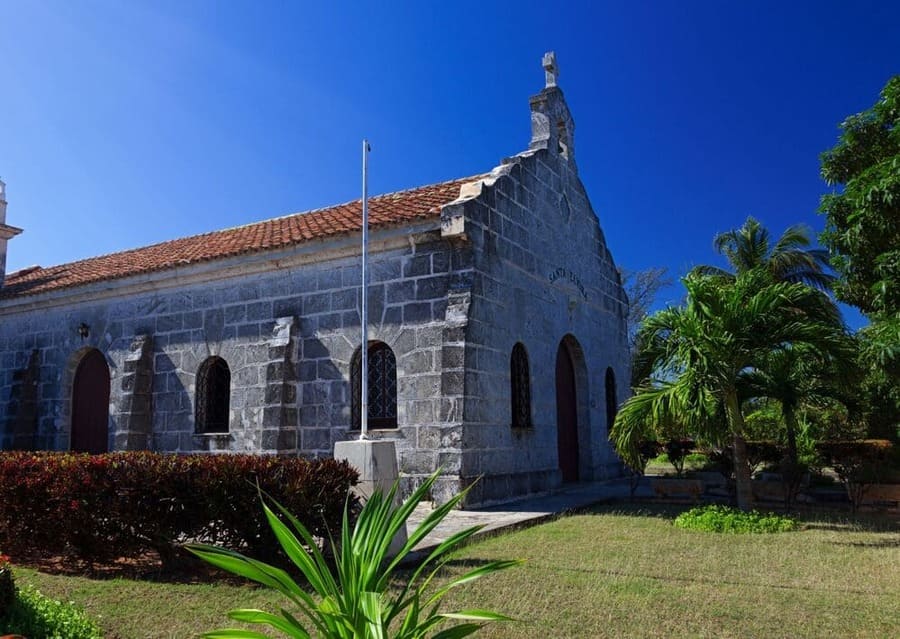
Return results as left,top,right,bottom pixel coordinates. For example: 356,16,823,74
13,505,900,638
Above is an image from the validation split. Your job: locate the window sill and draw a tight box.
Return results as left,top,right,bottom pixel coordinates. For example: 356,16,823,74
346,429,404,439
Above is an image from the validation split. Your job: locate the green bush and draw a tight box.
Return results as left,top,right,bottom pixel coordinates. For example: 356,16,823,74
0,585,102,639
674,505,799,534
0,553,14,618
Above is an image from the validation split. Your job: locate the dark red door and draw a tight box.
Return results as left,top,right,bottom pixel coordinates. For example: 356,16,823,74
71,350,110,454
556,342,579,482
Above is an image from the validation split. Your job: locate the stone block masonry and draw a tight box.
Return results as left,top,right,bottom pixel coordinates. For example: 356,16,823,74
0,229,462,484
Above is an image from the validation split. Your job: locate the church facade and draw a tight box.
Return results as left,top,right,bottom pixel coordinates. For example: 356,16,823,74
0,54,629,505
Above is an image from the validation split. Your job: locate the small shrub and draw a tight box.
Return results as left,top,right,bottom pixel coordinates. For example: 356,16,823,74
674,505,798,534
0,553,14,618
816,440,895,512
708,440,783,478
664,439,694,475
628,440,662,495
0,585,102,639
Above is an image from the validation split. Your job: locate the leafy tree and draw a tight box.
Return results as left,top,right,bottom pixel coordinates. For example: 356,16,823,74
858,318,900,380
820,76,900,318
692,216,834,290
610,268,845,511
820,76,900,430
854,341,900,442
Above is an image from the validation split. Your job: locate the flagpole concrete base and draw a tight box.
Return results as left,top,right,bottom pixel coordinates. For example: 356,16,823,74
334,439,408,554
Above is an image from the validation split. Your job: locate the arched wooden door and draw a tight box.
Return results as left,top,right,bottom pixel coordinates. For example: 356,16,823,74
556,342,579,482
71,349,110,454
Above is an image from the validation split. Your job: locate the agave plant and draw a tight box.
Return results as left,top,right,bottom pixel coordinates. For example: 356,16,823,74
187,470,520,638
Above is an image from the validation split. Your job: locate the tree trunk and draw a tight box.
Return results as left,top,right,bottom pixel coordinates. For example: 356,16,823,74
725,389,754,511
784,409,799,467
781,408,803,509
732,432,754,511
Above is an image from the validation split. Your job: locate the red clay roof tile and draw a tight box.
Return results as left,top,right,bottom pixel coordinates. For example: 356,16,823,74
2,174,483,300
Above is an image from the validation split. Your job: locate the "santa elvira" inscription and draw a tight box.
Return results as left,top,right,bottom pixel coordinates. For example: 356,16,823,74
548,267,588,300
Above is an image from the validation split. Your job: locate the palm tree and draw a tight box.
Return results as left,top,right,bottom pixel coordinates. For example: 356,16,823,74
692,216,834,291
610,268,845,511
739,341,857,466
739,342,857,507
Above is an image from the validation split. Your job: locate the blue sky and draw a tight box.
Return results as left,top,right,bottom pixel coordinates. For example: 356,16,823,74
3,1,898,328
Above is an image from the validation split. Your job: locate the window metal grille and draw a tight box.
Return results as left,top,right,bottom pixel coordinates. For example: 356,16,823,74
605,367,617,429
511,343,532,429
351,342,398,430
196,357,231,433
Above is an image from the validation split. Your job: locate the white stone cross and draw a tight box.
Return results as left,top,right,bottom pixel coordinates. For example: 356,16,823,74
543,51,558,88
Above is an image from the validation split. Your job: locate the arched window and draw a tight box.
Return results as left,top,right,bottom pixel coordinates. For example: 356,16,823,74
196,357,231,433
351,342,398,430
510,343,532,429
605,367,618,430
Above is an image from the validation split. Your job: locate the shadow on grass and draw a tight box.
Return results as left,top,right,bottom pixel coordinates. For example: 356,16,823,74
578,501,687,521
10,548,277,586
414,554,891,598
571,501,899,534
799,514,900,534
829,537,900,549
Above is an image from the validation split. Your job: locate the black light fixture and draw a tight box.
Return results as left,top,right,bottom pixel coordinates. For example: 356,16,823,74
77,322,90,340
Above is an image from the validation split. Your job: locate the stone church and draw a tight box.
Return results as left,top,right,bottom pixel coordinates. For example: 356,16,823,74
0,54,629,505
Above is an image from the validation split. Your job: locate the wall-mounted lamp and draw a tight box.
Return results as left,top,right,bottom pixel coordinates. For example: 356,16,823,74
77,322,90,340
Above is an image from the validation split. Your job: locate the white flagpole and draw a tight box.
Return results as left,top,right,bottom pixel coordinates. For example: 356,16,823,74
360,139,370,440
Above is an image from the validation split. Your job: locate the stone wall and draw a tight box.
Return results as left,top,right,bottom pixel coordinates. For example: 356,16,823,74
444,145,630,505
1,349,40,450
0,230,464,486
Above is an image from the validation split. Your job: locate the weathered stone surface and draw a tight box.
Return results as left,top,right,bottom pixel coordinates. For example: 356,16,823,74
1,349,40,450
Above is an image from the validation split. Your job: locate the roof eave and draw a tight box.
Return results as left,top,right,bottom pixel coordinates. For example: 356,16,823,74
0,218,443,315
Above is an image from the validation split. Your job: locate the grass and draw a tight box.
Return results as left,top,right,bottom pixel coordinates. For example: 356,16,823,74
13,504,900,639
645,452,711,475
9,569,285,638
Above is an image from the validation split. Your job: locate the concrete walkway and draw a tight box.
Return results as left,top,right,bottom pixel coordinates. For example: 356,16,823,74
404,478,632,559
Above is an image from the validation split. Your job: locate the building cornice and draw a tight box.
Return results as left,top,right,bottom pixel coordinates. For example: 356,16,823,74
0,220,443,316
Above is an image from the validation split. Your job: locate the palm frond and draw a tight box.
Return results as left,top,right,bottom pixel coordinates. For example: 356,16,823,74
190,470,519,639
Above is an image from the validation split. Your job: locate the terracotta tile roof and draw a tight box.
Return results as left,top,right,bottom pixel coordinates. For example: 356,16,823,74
2,174,484,300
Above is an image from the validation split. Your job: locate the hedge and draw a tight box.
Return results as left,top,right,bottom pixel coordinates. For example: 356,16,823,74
0,452,358,567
